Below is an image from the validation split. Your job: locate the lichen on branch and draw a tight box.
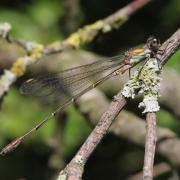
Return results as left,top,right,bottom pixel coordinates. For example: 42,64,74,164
122,58,162,113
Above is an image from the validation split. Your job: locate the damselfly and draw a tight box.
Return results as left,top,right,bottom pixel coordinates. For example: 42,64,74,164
0,36,161,155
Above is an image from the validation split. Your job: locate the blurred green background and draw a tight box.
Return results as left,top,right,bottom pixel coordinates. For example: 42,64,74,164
0,0,180,179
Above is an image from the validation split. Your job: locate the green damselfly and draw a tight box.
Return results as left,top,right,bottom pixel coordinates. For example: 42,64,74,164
0,36,160,155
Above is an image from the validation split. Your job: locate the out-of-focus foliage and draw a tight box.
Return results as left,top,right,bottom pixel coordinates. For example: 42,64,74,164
63,106,91,156
157,109,180,136
0,88,56,146
166,50,180,72
0,0,64,42
0,88,91,154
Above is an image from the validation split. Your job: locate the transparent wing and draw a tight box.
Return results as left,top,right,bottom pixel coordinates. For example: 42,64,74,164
20,55,124,105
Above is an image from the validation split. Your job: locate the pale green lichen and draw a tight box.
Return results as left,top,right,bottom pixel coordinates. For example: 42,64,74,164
102,16,128,33
139,95,160,113
111,16,128,30
0,22,11,38
57,170,67,180
24,41,44,54
66,20,103,48
73,155,84,166
122,58,161,113
102,24,112,33
10,56,34,76
10,58,26,76
57,155,84,180
10,42,43,76
0,70,16,93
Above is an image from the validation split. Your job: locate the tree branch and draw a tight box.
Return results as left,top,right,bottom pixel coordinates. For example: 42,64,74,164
57,28,180,180
158,28,180,66
143,113,157,180
44,0,151,54
142,29,180,180
127,162,171,180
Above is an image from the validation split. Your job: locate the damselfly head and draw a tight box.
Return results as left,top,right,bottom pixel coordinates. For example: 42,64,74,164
146,36,161,52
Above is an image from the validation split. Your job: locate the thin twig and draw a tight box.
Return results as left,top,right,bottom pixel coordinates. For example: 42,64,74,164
142,29,180,180
43,0,151,54
143,112,157,180
127,162,171,180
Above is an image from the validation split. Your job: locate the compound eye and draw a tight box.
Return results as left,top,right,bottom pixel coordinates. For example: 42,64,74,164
151,38,160,49
153,38,157,44
147,36,160,51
